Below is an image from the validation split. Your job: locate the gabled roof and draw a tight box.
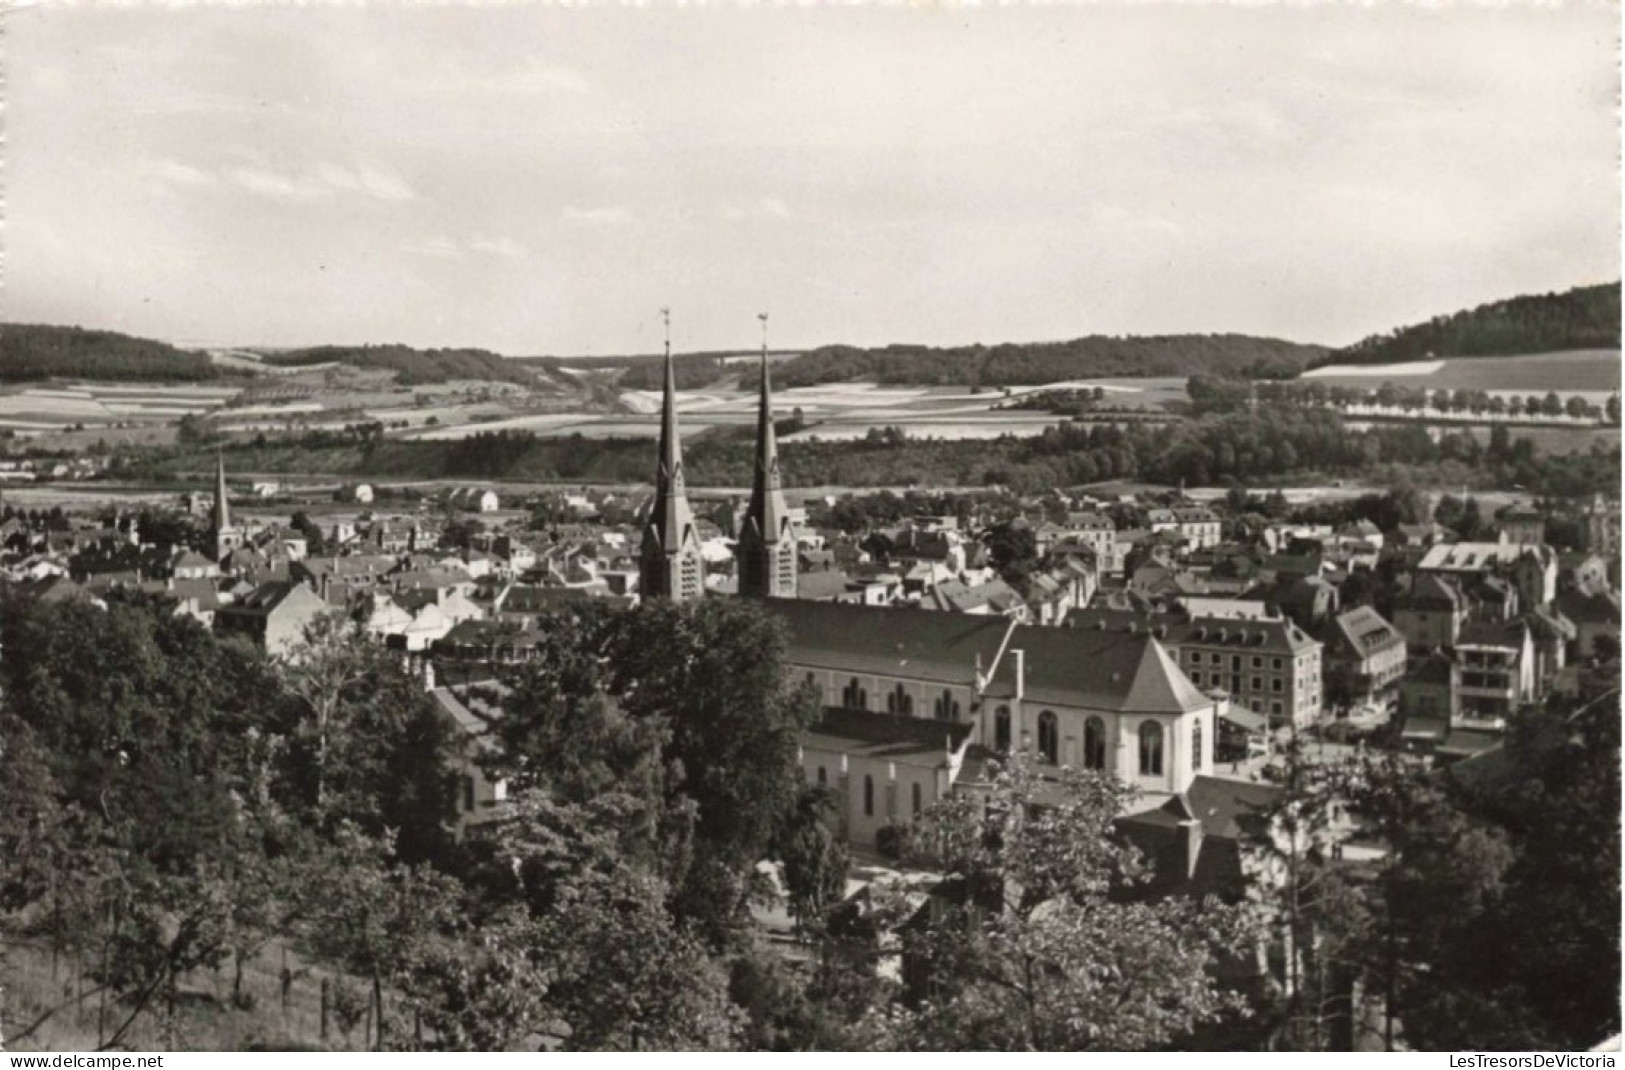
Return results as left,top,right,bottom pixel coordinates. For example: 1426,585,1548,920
1185,775,1279,840
1402,572,1466,611
1324,605,1404,657
768,600,1210,714
218,580,326,617
430,686,498,738
1064,511,1114,531
1555,588,1621,625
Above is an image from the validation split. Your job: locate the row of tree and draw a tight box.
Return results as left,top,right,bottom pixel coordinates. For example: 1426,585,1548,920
1191,374,1621,425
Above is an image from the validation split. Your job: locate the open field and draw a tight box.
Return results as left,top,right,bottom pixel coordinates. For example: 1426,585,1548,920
1304,349,1619,400
0,382,237,431
405,377,1186,443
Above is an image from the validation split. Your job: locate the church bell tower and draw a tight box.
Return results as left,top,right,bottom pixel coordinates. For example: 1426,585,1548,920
738,312,798,598
639,308,706,602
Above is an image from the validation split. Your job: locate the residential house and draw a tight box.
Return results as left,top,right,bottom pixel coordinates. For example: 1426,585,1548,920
1554,588,1621,659
1319,605,1406,712
1494,508,1545,546
448,487,501,513
214,581,329,658
924,577,1027,619
1417,540,1557,611
1147,507,1222,551
1454,620,1537,731
1398,651,1457,750
1069,603,1325,728
1393,573,1469,651
426,671,509,836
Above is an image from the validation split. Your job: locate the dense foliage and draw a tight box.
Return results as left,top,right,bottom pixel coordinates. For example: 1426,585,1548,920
866,756,1254,1051
261,344,537,387
748,334,1328,390
0,324,226,382
1316,282,1620,367
612,351,749,391
1249,696,1622,1052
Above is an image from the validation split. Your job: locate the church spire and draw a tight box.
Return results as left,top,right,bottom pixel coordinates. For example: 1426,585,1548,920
641,307,704,602
209,451,242,561
213,451,231,532
739,312,797,599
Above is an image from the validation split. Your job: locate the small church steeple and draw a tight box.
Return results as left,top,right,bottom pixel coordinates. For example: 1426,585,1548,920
210,452,243,561
738,312,798,599
213,452,232,532
639,308,705,602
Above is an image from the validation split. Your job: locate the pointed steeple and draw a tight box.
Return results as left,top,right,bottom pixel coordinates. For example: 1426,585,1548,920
747,315,788,544
739,313,798,598
641,307,703,601
209,451,242,562
213,451,231,532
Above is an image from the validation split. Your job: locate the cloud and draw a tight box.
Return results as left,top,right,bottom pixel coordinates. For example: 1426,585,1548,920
561,205,632,226
147,159,216,188
225,162,416,204
228,166,322,202
1091,204,1182,238
403,234,530,261
469,236,529,260
403,237,464,260
721,196,792,221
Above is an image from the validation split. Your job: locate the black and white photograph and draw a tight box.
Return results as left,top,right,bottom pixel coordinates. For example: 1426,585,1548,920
0,0,1620,1054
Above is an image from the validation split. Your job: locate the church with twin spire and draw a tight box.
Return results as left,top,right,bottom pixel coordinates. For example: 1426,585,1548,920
639,311,798,603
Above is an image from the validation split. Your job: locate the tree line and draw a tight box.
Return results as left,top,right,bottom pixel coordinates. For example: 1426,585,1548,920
108,403,1623,505
1313,281,1620,368
1191,374,1621,425
261,345,539,387
0,325,230,383
742,334,1328,390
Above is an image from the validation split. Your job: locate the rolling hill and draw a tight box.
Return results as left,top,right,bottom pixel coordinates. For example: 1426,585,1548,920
743,334,1330,391
1314,281,1621,368
0,324,230,382
258,344,542,387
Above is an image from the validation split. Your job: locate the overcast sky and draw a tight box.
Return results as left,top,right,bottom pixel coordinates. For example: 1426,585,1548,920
5,3,1619,357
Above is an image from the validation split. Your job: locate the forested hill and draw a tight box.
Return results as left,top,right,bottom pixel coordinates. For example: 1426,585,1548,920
610,351,753,391
261,344,538,386
1318,282,1621,368
744,334,1330,390
0,324,226,382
